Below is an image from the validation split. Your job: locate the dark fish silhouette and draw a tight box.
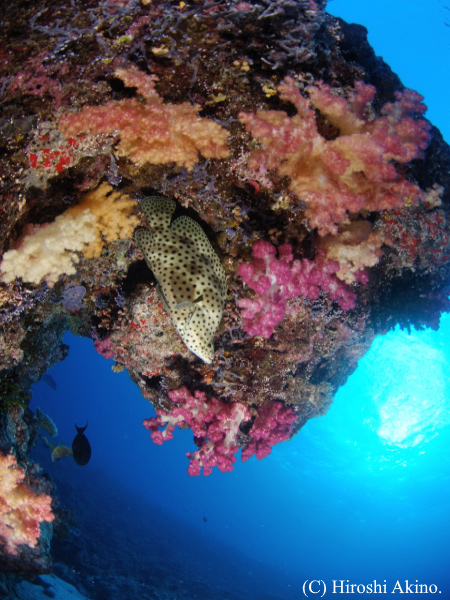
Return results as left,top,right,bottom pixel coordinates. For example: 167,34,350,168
72,423,91,466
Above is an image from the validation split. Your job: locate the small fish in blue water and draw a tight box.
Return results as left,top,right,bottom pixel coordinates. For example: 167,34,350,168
72,423,91,466
36,407,58,437
43,374,57,390
51,444,73,462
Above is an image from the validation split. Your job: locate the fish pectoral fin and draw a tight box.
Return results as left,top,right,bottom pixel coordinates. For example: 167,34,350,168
161,293,200,333
156,285,170,315
173,301,199,325
174,295,203,310
173,297,203,326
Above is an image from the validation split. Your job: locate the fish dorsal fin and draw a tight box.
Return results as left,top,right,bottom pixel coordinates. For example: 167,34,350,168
171,216,227,295
134,228,153,269
141,197,176,230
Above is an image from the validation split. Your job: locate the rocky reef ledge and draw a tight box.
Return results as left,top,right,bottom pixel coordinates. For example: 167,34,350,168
0,0,449,571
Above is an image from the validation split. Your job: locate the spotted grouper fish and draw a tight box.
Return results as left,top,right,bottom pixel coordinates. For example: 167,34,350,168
135,197,226,363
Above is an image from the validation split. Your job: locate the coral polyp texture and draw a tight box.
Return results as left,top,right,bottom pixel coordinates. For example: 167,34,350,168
1,0,450,562
0,453,54,556
238,240,356,339
241,401,298,462
239,78,431,236
59,65,230,170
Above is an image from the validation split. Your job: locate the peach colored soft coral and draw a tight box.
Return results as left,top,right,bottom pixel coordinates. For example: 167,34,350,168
239,78,431,235
59,65,230,170
0,453,54,556
0,183,138,285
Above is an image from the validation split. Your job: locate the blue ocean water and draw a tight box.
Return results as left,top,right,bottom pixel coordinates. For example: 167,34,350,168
29,2,450,599
31,315,450,598
328,0,450,143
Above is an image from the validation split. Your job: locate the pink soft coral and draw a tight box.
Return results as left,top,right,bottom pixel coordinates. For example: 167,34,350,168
241,401,297,462
0,453,54,556
239,78,431,235
93,337,114,360
237,240,356,339
143,387,251,476
143,388,299,473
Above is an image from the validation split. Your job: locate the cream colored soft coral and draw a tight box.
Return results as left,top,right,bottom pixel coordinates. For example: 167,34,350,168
0,212,97,285
0,183,138,285
320,220,385,284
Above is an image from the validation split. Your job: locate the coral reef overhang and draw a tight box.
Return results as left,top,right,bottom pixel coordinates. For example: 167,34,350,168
0,0,449,495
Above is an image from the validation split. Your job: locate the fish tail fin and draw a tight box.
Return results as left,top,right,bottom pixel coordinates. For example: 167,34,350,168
75,422,88,434
141,197,176,230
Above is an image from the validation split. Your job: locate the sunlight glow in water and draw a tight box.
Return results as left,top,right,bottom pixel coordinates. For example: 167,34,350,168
376,391,445,448
282,316,450,477
366,330,450,449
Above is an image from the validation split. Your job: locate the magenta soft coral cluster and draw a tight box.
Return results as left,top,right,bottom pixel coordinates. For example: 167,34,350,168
143,387,299,474
237,240,356,339
143,387,251,476
143,387,300,474
241,401,297,462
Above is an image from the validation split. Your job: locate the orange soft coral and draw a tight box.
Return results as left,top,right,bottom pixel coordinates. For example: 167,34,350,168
67,182,139,259
0,453,54,556
59,65,230,170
